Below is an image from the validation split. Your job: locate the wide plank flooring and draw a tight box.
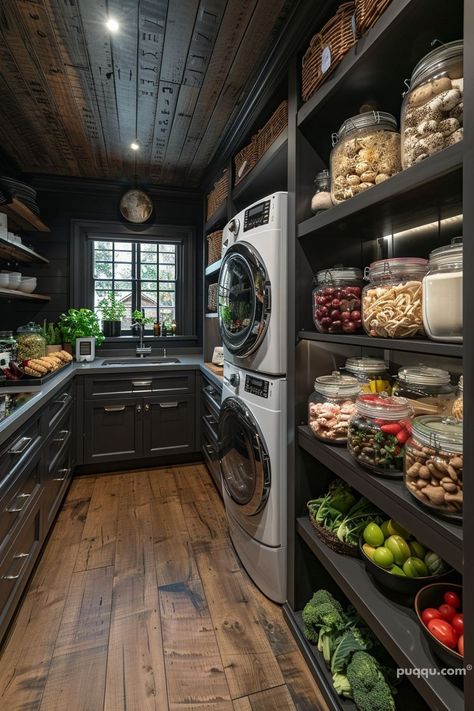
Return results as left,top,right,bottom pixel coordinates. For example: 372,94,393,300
0,464,328,711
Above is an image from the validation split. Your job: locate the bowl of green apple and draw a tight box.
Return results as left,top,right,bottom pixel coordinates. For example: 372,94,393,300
359,519,453,596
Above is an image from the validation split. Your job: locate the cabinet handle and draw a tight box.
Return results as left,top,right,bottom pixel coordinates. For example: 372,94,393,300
159,401,179,409
104,405,126,413
204,414,217,426
8,437,32,455
6,493,31,514
54,393,71,405
136,404,142,413
205,444,215,455
53,468,70,482
2,552,30,580
132,380,152,388
144,403,150,412
53,429,69,443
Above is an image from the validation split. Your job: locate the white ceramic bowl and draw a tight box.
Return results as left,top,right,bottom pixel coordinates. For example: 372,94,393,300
0,273,9,288
8,273,21,289
18,277,37,294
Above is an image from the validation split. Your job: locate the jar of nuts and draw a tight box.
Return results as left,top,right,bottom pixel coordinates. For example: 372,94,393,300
16,322,46,361
401,40,463,169
330,111,401,203
308,373,360,445
362,257,428,338
404,415,463,519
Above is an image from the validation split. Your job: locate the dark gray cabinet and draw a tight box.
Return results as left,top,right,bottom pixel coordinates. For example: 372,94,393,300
143,395,196,456
83,399,143,463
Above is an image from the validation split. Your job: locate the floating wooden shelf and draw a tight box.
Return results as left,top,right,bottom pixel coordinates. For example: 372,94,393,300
0,198,49,232
298,330,463,358
0,236,49,265
232,129,288,207
0,287,50,302
205,259,222,277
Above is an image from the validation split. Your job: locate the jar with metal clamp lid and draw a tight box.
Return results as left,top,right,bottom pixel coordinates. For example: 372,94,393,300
330,111,401,203
312,266,363,334
0,331,17,367
451,375,463,420
343,357,392,394
392,365,455,416
308,373,360,444
422,237,463,342
311,169,332,213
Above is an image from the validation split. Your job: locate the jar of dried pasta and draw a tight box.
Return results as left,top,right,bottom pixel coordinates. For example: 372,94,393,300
451,375,463,420
330,111,401,203
362,257,428,338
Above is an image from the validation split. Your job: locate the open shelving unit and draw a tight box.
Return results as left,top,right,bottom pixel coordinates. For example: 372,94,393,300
0,198,49,233
0,235,49,265
0,287,50,302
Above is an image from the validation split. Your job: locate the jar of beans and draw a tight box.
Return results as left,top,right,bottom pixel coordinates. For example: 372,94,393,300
312,266,363,334
308,373,360,444
347,394,412,476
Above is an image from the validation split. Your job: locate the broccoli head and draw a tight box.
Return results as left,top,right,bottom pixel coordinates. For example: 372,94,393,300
346,652,395,711
308,589,343,612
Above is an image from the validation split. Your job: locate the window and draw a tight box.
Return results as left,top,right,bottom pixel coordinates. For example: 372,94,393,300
92,239,178,332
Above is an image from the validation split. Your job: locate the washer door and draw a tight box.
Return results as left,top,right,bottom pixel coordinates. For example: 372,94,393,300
218,242,270,357
218,397,271,516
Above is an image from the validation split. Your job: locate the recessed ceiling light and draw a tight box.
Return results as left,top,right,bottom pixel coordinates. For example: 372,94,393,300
130,141,140,151
105,17,119,32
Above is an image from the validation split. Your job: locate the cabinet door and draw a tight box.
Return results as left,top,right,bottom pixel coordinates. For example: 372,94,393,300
42,446,73,532
143,395,196,457
83,399,143,464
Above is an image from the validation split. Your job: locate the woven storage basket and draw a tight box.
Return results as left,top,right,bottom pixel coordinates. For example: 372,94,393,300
206,170,228,222
307,505,360,557
256,101,288,159
207,283,218,313
234,139,259,185
207,230,223,265
355,0,391,35
301,2,356,103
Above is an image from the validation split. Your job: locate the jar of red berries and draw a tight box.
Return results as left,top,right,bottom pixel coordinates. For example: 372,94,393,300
312,267,363,334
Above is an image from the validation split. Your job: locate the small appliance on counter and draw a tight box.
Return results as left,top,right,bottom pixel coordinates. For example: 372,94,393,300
76,337,96,362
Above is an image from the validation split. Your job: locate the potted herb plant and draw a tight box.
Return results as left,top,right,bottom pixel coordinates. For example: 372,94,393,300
59,308,104,355
132,309,154,333
40,319,62,355
97,292,126,337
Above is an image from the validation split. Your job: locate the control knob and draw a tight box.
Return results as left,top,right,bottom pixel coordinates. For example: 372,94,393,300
229,373,240,387
228,218,240,235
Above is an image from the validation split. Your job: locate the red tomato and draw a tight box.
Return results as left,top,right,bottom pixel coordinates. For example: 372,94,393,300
458,635,464,656
452,614,464,635
421,608,442,625
438,604,457,622
444,591,462,610
427,619,458,649
396,429,410,444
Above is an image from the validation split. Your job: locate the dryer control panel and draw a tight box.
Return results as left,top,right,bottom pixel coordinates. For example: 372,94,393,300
243,199,270,231
244,374,269,398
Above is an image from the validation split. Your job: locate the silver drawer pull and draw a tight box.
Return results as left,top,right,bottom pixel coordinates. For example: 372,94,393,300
8,437,32,455
204,414,217,426
55,393,71,405
6,493,31,514
2,552,30,580
205,444,215,455
53,429,69,443
144,403,150,412
53,468,70,482
159,401,179,409
132,380,152,387
104,405,126,413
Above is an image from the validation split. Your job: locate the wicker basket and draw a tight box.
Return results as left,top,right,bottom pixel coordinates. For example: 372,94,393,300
234,139,259,185
256,101,288,159
207,283,218,313
301,2,357,103
355,0,391,35
207,230,223,266
206,170,228,222
307,505,360,557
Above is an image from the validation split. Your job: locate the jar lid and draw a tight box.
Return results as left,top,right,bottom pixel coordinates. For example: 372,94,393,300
0,331,13,338
313,373,360,398
411,40,463,89
314,169,330,182
333,111,398,144
345,357,388,375
412,415,463,453
458,375,463,392
366,257,428,280
16,321,41,335
316,266,363,284
356,393,411,420
428,237,463,269
397,365,451,386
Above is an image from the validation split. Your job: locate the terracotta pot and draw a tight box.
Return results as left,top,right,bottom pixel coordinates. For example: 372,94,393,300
46,344,61,355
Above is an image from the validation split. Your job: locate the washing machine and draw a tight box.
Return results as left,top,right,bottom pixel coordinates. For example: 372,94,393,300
218,192,287,376
218,361,287,603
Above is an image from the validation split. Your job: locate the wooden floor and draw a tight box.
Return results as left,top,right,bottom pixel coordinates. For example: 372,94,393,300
0,464,328,711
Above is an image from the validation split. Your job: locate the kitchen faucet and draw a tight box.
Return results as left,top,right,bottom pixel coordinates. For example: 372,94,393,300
133,320,152,357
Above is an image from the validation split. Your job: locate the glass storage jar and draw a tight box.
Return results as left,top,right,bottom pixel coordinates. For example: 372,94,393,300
401,40,463,169
308,373,360,444
362,257,428,338
422,237,462,342
347,394,412,476
0,331,17,367
331,111,401,203
312,266,363,334
311,170,332,213
452,375,463,420
16,322,46,361
343,357,391,394
404,416,463,519
392,366,455,416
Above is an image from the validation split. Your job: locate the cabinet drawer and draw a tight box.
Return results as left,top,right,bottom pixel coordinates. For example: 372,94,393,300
0,455,41,561
84,371,195,399
83,399,142,464
201,379,222,413
0,416,42,490
201,429,222,496
46,382,73,431
46,408,72,473
42,446,72,530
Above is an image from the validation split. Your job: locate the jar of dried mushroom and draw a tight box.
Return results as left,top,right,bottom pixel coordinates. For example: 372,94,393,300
392,366,455,417
330,111,401,203
312,266,363,334
401,40,463,169
362,257,428,338
451,375,463,421
308,373,360,445
16,322,46,361
404,415,463,519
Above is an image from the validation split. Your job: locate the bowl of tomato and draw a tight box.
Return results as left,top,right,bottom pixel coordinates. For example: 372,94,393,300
415,584,463,669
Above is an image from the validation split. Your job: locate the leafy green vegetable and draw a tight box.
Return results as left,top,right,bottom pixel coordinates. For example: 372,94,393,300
331,628,368,674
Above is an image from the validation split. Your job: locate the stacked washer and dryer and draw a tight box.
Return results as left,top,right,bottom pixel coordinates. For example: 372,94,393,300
217,192,288,603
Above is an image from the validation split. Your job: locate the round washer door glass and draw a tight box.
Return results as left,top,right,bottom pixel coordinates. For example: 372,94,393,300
218,243,270,357
218,397,271,516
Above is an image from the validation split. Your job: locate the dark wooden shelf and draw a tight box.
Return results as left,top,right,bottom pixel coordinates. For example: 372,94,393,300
0,198,49,232
0,287,50,302
0,236,49,265
205,202,228,233
296,518,463,711
205,259,222,277
232,129,288,207
298,330,463,358
298,143,462,243
298,426,462,572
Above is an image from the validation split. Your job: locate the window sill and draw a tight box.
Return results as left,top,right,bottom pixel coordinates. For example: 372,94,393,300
102,335,198,342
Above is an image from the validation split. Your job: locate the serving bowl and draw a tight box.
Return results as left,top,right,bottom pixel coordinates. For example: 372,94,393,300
414,583,463,669
0,273,9,288
18,277,37,293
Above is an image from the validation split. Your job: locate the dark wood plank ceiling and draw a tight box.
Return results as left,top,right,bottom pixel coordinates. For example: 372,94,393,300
0,0,291,187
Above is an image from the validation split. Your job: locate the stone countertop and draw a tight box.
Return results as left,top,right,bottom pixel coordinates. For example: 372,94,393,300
0,356,223,446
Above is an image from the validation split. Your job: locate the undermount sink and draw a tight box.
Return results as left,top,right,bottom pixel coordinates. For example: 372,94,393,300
101,357,181,366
